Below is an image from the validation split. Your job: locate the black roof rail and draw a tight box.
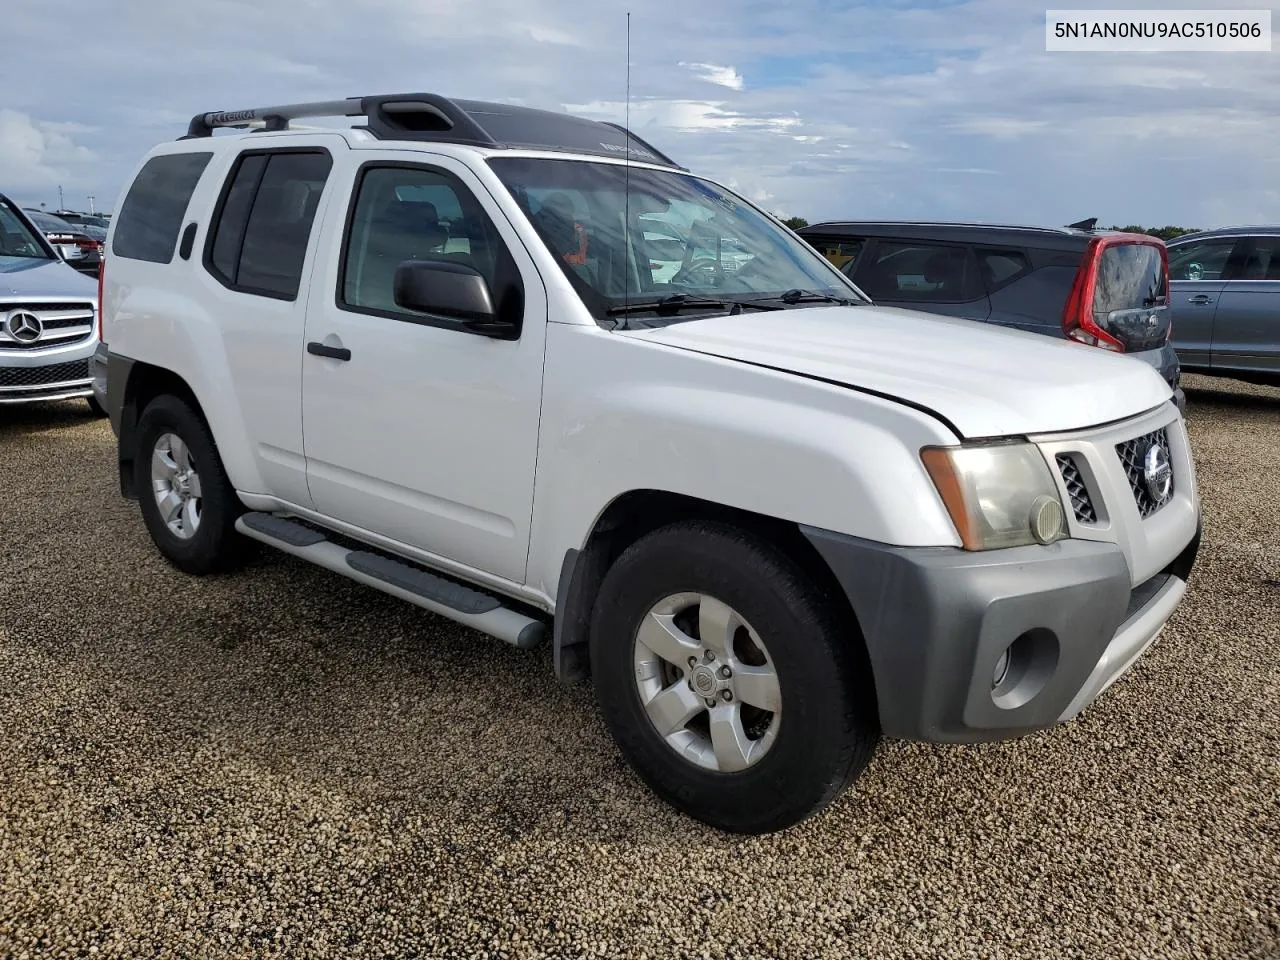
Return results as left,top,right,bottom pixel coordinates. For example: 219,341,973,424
181,93,685,169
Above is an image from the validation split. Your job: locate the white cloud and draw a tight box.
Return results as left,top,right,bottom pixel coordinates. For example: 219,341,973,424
3,0,1278,227
0,110,98,197
679,62,745,91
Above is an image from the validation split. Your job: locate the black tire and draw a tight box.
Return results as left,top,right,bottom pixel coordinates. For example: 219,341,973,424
589,520,879,834
85,396,107,417
134,394,248,575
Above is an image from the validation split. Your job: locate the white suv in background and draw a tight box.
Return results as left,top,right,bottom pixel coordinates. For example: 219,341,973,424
98,94,1201,834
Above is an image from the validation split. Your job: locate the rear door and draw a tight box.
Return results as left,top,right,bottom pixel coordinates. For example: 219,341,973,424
1167,235,1240,368
849,238,991,320
974,246,1059,335
1208,235,1280,378
197,138,342,508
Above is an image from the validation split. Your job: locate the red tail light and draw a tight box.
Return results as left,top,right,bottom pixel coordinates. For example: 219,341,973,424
1062,238,1123,352
1061,233,1168,354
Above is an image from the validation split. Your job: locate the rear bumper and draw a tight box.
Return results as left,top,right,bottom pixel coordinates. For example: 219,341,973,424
801,520,1201,743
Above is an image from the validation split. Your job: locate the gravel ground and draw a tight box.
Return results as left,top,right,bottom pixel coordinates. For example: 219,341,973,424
0,374,1277,960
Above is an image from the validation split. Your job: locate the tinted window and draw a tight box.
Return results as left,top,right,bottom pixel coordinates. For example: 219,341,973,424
858,241,972,302
1093,243,1166,314
977,248,1032,288
809,238,865,275
209,154,267,281
1168,238,1236,281
341,165,522,326
1235,237,1280,281
206,151,331,299
112,152,212,263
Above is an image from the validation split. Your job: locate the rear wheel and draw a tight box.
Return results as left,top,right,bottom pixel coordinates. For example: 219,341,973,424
134,395,248,575
589,520,879,834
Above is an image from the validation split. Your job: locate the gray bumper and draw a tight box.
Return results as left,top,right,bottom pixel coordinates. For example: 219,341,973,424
90,341,109,412
801,523,1201,743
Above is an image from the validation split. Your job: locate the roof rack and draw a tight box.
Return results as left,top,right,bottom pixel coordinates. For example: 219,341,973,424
182,93,686,169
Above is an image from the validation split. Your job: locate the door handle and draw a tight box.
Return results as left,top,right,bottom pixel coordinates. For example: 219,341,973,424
1187,295,1214,305
307,341,351,361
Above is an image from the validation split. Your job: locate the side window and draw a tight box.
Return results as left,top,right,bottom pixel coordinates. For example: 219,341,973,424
1168,238,1237,281
1234,237,1280,281
340,165,523,327
112,152,212,263
976,248,1032,291
205,150,332,300
856,241,974,302
811,238,865,275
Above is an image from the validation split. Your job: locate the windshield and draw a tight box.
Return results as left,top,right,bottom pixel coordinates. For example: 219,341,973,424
487,157,861,323
0,200,53,260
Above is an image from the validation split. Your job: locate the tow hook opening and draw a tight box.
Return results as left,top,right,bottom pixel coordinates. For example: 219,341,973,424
991,628,1059,710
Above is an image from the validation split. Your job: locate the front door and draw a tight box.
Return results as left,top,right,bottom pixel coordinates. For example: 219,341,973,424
300,153,547,585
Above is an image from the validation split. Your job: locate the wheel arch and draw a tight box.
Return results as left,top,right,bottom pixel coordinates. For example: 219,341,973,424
115,361,206,500
553,489,877,716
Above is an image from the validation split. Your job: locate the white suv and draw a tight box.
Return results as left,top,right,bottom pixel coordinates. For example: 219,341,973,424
99,94,1202,833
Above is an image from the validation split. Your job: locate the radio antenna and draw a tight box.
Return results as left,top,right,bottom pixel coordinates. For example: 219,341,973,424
622,11,632,321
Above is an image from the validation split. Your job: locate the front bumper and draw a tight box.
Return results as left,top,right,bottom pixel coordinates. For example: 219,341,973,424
801,520,1201,743
0,339,98,405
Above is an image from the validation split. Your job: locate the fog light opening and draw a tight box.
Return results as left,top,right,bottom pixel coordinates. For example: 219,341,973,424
991,628,1060,711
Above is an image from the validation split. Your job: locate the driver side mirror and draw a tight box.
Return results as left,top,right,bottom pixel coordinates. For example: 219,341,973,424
393,260,518,340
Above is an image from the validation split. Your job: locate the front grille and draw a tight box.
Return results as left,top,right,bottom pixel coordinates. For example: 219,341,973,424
1056,454,1097,523
0,302,95,351
0,359,91,388
1115,428,1174,519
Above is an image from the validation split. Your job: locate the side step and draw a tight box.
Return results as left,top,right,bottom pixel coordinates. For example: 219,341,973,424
236,512,547,650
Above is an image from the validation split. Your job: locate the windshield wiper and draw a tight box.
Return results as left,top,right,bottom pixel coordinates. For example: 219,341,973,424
606,294,734,316
740,289,861,307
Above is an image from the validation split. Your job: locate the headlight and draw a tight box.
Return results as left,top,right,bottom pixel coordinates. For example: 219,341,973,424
921,441,1067,551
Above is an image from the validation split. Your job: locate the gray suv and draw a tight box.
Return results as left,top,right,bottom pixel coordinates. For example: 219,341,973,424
1167,226,1280,388
796,220,1185,410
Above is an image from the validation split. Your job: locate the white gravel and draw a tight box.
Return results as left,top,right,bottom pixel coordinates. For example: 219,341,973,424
0,373,1276,959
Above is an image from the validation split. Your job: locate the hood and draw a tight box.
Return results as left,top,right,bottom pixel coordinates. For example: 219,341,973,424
0,255,97,299
623,304,1173,439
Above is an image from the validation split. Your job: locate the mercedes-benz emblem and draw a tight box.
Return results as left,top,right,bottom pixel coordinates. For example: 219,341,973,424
5,311,42,344
1143,442,1173,503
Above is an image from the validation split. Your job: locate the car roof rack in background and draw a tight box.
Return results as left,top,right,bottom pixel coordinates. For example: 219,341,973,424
181,93,686,169
1065,217,1098,231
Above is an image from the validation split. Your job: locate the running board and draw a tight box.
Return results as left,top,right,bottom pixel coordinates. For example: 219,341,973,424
235,512,547,650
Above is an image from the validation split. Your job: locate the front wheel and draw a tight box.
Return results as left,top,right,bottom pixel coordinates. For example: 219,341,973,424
589,521,880,834
134,394,249,575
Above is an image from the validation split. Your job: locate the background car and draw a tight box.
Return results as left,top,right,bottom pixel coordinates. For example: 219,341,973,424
22,209,102,277
1166,226,1279,387
55,210,112,231
797,219,1185,409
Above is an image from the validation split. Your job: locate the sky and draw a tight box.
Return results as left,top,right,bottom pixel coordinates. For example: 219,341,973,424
3,0,1277,229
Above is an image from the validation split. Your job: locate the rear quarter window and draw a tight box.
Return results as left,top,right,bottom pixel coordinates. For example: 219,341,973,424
111,152,213,263
1094,243,1166,313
